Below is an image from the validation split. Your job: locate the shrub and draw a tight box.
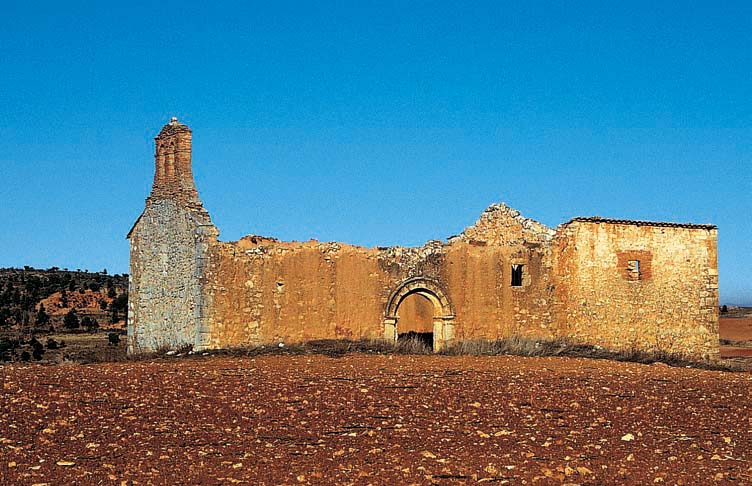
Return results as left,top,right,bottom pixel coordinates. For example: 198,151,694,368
0,338,19,361
81,316,99,332
108,332,121,346
28,337,45,360
63,309,80,330
35,304,50,327
29,337,43,351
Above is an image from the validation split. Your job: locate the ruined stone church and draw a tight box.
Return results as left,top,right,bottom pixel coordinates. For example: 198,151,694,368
127,118,719,359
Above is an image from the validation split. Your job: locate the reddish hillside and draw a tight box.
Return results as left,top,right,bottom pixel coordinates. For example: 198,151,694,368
40,289,111,316
0,267,128,331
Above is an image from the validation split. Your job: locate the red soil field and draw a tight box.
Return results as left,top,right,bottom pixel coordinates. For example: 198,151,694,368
720,318,752,342
720,317,752,358
1,355,751,485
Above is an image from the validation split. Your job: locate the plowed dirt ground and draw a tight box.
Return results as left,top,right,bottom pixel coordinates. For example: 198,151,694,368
721,317,752,358
1,355,751,485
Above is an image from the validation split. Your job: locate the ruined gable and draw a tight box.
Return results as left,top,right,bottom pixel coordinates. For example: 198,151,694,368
452,203,555,246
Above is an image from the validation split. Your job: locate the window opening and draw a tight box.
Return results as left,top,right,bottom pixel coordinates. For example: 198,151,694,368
627,260,640,281
511,264,524,287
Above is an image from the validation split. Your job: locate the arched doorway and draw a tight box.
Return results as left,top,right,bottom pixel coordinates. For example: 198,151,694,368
384,277,455,351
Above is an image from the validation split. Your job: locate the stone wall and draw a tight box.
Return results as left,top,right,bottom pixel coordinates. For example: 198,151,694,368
553,219,719,359
128,200,216,352
128,119,720,360
202,204,558,350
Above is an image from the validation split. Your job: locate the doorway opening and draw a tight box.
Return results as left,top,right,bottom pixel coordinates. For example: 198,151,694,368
396,292,434,349
383,277,455,352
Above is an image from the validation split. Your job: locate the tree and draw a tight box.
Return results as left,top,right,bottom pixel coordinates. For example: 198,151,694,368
30,338,44,360
110,292,128,323
0,309,9,327
81,316,99,332
35,304,50,328
99,299,108,310
63,309,80,330
111,292,128,313
107,286,116,298
0,339,18,361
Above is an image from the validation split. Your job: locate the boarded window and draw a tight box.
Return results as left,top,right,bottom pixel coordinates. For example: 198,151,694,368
627,260,640,281
511,264,524,287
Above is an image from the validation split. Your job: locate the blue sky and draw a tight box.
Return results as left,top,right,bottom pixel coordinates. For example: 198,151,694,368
0,1,749,304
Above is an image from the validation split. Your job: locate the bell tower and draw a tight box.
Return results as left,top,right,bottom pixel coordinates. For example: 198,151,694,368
127,117,217,354
148,117,207,216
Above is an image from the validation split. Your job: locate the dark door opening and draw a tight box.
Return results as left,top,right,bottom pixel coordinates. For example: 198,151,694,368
396,292,435,350
398,330,434,348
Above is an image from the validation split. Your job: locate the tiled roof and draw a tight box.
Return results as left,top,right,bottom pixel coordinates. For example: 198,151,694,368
566,217,716,230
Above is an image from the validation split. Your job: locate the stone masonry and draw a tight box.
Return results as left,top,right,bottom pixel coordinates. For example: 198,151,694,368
128,119,719,360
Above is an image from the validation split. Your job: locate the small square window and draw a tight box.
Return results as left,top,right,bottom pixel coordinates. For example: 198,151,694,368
511,264,524,287
627,260,640,281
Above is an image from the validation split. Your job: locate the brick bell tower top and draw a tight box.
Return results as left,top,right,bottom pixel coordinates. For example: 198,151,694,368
148,117,205,213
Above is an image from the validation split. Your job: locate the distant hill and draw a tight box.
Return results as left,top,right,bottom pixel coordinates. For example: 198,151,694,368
0,267,128,334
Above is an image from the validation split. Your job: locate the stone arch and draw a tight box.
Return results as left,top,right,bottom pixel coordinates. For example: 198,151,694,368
384,277,456,351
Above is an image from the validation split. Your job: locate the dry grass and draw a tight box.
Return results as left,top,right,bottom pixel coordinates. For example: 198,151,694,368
441,336,746,372
120,336,748,372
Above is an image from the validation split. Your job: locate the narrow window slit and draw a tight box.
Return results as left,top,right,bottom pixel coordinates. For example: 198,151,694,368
627,259,640,281
511,264,524,287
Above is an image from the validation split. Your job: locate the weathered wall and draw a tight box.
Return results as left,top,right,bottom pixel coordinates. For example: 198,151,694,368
553,220,719,359
128,200,216,352
204,204,557,349
205,239,388,347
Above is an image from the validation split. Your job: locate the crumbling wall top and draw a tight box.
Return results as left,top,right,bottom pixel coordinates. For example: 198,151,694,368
451,203,554,246
155,117,191,139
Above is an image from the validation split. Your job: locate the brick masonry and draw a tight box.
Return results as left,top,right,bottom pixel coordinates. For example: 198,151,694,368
128,119,719,360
